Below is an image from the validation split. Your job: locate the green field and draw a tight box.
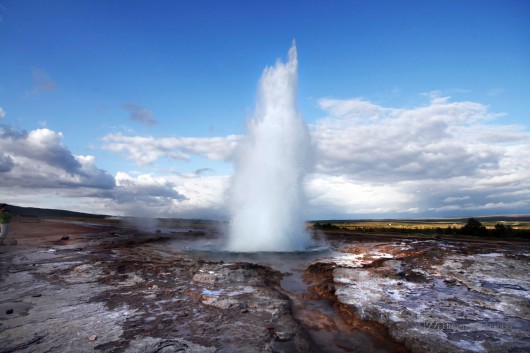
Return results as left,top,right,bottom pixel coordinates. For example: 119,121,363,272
310,216,530,230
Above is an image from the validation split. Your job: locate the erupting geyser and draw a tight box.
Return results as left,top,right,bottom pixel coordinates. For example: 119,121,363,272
227,42,313,252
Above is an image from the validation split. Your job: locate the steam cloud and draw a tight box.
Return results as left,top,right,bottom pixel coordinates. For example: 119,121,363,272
226,42,313,252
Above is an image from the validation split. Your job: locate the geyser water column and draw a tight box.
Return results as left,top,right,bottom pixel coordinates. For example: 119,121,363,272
227,43,312,252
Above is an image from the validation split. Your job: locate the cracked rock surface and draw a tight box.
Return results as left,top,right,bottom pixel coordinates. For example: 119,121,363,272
1,221,529,353
0,220,313,353
306,236,530,353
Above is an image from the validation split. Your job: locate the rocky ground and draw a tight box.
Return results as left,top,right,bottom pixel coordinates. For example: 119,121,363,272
0,220,529,353
305,233,530,353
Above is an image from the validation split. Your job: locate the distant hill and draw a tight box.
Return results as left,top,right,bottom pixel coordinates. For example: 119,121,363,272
4,204,108,219
3,203,529,223
311,215,530,223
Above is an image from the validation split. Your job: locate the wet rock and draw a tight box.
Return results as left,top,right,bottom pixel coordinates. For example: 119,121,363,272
320,240,530,353
201,295,242,310
0,301,32,319
6,219,527,353
63,263,102,284
193,264,271,286
124,337,216,353
274,331,292,341
116,263,127,274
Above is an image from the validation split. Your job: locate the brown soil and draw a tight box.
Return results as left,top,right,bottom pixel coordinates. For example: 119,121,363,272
3,218,113,246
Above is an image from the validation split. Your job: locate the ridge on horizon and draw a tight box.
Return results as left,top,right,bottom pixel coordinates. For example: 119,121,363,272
5,203,530,223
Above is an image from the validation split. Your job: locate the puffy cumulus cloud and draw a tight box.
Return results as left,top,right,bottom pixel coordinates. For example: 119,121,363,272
106,172,229,219
313,96,505,181
0,124,227,218
0,166,226,219
308,97,530,217
169,173,230,219
0,125,115,189
3,93,529,219
122,103,158,126
0,153,15,172
114,172,186,204
415,177,530,216
318,98,393,121
305,174,416,218
101,133,239,165
95,95,530,218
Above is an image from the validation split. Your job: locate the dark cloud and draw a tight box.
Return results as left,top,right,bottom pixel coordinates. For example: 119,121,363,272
0,125,200,217
122,103,158,125
101,172,228,218
1,125,81,174
0,125,115,189
0,125,29,139
114,179,186,203
195,168,214,175
110,172,187,216
0,154,14,173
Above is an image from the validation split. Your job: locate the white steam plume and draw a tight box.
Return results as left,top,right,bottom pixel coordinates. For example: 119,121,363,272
227,42,313,252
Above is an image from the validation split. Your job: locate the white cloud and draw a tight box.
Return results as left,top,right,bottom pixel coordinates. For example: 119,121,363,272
0,107,5,119
443,196,470,203
307,96,530,217
312,96,507,182
317,97,393,122
305,174,415,218
101,133,240,165
3,94,529,219
107,172,229,218
92,95,530,218
0,125,114,189
111,172,186,210
0,125,228,218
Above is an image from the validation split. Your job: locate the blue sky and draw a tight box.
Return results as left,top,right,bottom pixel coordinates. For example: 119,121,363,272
1,0,529,219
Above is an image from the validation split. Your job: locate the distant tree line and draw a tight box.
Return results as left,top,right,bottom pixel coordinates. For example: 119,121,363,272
313,222,340,230
312,218,530,239
456,218,525,237
432,218,522,237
